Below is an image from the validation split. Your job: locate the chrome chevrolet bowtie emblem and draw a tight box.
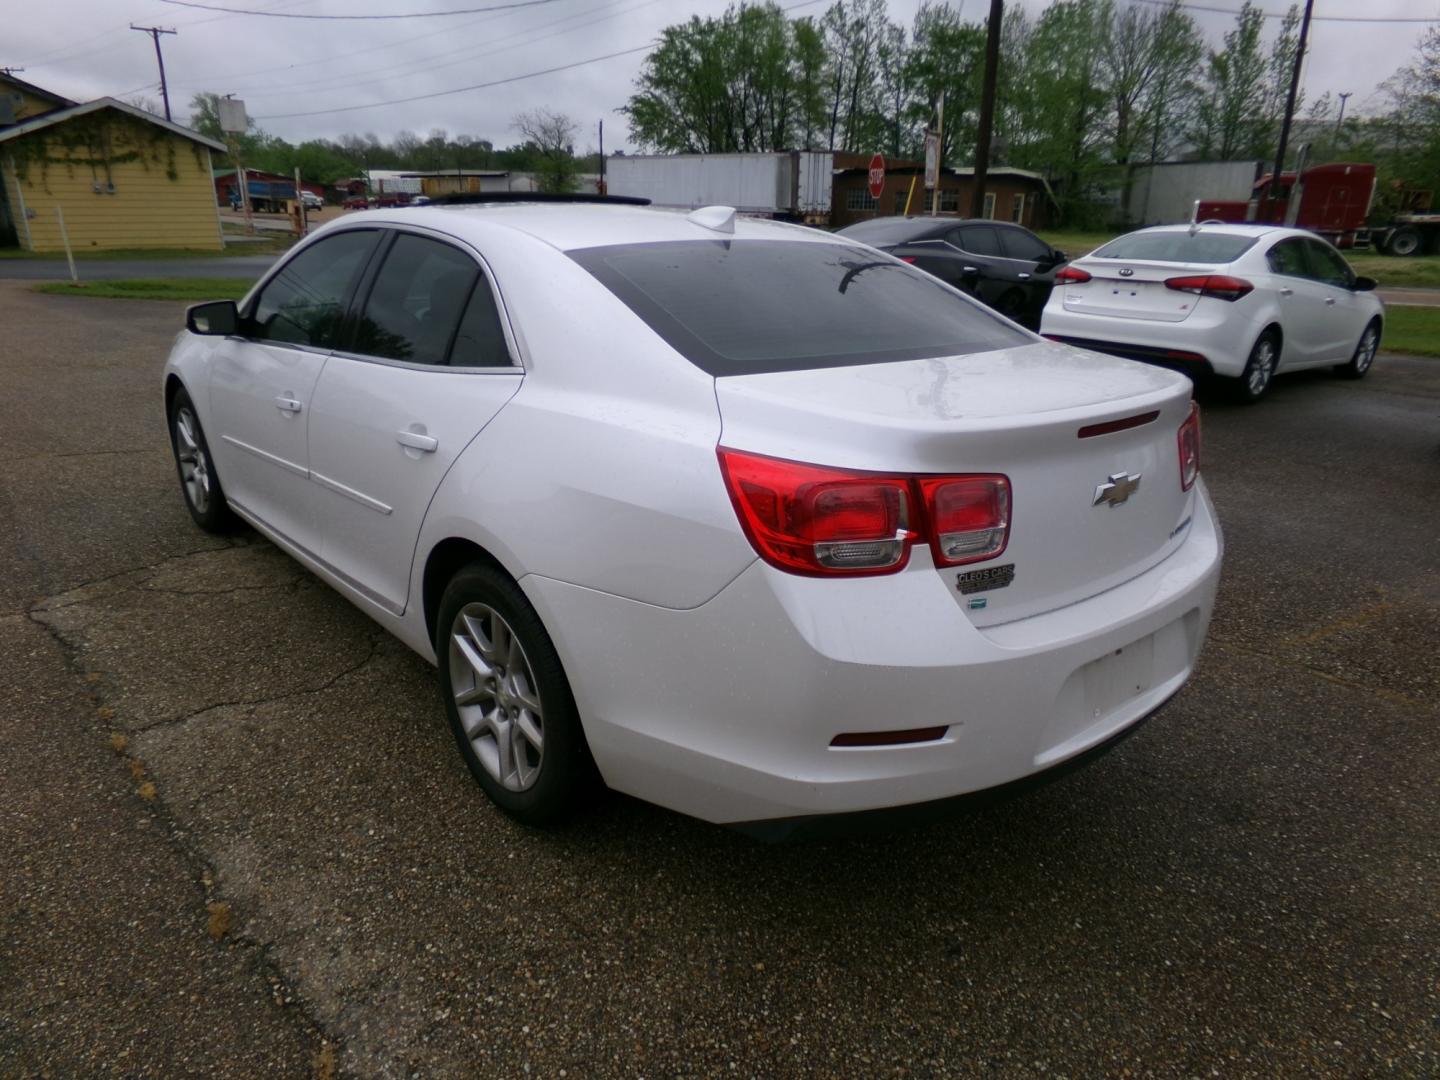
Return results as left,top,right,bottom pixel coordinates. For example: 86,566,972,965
1093,471,1142,507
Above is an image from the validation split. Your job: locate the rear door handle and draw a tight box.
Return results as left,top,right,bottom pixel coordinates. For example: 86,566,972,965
1325,297,1336,305
1017,272,1031,280
1279,287,1294,296
396,430,438,453
274,396,302,413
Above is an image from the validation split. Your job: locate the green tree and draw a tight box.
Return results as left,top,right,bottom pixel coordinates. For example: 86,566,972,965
512,108,579,192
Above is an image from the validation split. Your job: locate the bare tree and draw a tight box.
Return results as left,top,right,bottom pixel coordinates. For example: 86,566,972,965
512,108,580,192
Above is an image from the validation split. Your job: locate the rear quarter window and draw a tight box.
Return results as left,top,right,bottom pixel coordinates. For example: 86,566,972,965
569,239,1028,377
1094,232,1259,264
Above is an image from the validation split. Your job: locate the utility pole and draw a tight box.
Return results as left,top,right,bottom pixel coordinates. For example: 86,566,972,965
598,119,605,195
969,0,1003,220
930,91,944,216
1267,0,1314,221
1336,91,1352,131
129,25,176,121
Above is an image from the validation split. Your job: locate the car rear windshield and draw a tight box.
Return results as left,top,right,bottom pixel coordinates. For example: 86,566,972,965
1092,231,1259,264
569,239,1027,377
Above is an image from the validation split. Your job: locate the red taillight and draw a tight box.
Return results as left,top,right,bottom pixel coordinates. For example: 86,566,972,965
717,449,1010,577
918,475,1010,566
1164,274,1253,301
1177,401,1201,491
1053,265,1091,284
899,255,917,263
717,450,915,575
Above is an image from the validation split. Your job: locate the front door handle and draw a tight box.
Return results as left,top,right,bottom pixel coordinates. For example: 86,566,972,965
1017,272,1031,280
274,395,302,413
1325,297,1336,305
396,430,438,453
1279,287,1294,296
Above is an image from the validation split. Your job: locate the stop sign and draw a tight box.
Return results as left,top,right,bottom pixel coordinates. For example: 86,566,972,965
867,153,885,199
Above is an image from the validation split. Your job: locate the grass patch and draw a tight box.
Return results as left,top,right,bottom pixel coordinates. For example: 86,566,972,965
34,278,254,301
1037,230,1120,258
1382,306,1440,357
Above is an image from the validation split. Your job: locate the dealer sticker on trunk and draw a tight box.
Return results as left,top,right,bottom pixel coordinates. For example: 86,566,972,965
955,563,1015,595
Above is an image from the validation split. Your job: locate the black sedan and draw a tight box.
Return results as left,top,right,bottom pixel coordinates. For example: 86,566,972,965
837,217,1068,330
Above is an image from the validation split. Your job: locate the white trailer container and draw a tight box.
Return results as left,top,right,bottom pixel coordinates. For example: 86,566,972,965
606,152,833,221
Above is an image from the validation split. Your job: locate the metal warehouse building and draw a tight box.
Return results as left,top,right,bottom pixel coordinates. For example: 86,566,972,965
0,72,226,253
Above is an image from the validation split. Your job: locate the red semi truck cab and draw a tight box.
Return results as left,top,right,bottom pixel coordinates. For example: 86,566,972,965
1196,163,1377,247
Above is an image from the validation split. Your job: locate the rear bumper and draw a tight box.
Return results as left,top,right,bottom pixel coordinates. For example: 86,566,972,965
523,483,1223,826
1040,301,1265,378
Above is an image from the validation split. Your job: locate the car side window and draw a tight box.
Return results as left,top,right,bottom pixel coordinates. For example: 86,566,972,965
999,227,1050,262
352,233,480,366
449,276,513,367
1266,238,1309,278
955,226,1003,257
248,230,379,348
1304,239,1353,289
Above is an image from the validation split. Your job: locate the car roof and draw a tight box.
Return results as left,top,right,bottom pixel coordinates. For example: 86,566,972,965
1122,223,1296,239
328,202,840,253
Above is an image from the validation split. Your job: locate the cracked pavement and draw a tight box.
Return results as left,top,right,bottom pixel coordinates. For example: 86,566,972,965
1,280,1437,1078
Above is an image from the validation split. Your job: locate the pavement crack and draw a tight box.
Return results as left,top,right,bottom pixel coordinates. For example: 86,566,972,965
133,634,387,733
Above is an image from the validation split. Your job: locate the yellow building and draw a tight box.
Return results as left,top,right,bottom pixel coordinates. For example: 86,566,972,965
1,76,226,253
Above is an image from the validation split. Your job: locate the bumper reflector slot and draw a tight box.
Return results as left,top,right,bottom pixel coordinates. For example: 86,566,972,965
831,726,948,748
1077,410,1160,439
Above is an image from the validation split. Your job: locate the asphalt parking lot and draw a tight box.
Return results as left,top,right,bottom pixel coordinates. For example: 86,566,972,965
1,280,1436,1079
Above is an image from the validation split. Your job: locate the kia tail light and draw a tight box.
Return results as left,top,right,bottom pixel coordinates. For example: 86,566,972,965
1053,266,1091,284
1177,401,1201,491
717,449,1011,577
1164,274,1253,301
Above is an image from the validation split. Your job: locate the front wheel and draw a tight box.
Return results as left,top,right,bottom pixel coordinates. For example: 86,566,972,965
436,563,598,825
1229,331,1279,403
168,387,239,532
1335,320,1381,379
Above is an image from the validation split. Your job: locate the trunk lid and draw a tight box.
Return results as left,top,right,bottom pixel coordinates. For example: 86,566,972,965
1059,258,1211,323
715,342,1197,626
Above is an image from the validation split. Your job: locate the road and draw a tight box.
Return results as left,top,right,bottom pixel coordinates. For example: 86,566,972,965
1,280,1436,1078
0,254,278,281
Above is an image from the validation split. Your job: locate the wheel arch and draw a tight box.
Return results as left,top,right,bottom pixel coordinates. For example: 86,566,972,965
164,372,186,418
421,537,514,651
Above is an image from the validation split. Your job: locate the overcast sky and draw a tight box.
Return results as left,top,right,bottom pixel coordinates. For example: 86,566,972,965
7,0,1437,152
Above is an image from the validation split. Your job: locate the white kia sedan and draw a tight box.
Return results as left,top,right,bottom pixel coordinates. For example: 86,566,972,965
165,201,1222,836
1040,224,1384,401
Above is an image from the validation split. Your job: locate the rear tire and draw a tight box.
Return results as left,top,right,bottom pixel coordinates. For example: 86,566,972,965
1229,331,1279,403
1335,319,1381,379
436,563,599,825
1386,227,1421,257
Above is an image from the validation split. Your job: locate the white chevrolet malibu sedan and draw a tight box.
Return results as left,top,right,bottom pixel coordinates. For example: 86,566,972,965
1040,224,1385,402
164,200,1222,837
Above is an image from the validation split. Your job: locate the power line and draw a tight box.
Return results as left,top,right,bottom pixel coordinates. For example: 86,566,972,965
227,0,661,99
253,42,652,118
250,0,827,121
159,0,564,19
1121,0,1440,22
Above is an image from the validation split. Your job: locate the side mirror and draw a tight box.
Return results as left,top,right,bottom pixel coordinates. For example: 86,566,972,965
1050,249,1067,264
186,299,239,336
1352,275,1377,292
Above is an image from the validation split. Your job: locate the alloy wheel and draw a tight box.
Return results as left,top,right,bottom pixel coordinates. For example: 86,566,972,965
448,603,544,792
173,407,211,514
1355,327,1378,374
1248,338,1276,397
